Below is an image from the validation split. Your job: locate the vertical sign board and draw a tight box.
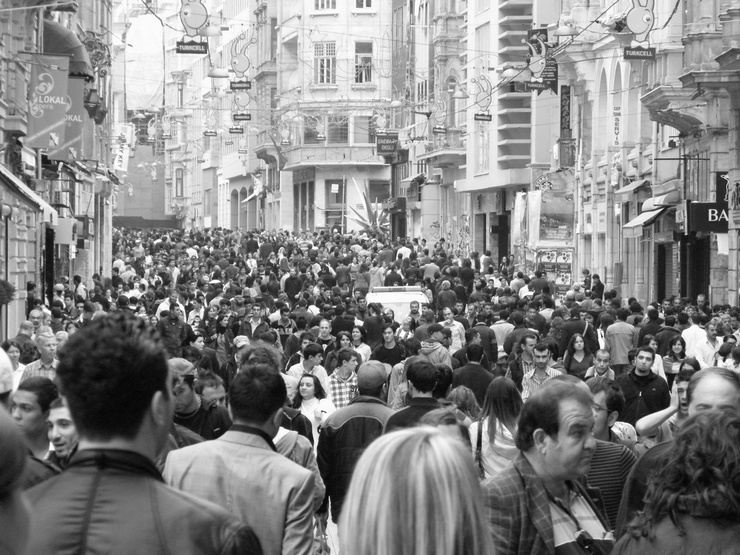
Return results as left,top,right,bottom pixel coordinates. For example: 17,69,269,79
23,53,70,149
48,77,85,161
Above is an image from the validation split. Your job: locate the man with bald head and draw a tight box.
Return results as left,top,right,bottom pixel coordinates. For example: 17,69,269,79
616,366,740,536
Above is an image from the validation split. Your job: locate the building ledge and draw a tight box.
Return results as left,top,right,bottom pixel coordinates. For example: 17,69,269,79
640,84,706,136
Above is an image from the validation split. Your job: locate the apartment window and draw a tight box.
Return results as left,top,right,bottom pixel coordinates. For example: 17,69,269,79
315,0,336,9
353,116,375,144
314,42,336,84
327,116,348,144
356,0,372,7
475,23,490,71
326,179,345,205
355,42,373,83
175,168,184,197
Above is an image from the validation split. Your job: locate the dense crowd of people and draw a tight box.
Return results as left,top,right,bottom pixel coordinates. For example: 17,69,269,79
2,225,740,554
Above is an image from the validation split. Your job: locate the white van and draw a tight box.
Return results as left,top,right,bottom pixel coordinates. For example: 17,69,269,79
365,286,431,324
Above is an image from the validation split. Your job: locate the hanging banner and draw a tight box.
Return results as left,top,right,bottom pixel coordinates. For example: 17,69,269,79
48,77,85,161
23,53,70,148
524,30,558,95
112,123,135,173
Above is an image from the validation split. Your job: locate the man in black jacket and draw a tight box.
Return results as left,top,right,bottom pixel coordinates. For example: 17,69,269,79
25,312,262,555
317,360,394,525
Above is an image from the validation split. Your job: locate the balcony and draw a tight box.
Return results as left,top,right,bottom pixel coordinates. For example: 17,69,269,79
283,145,385,171
417,128,466,166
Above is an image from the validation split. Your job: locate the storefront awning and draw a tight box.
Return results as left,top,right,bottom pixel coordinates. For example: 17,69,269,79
0,164,58,226
623,208,666,237
615,178,650,197
43,20,94,80
642,190,681,211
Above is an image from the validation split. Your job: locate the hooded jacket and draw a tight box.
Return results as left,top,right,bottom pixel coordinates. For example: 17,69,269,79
419,340,452,367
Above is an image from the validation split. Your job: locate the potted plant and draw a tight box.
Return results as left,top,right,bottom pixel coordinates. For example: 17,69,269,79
0,279,16,307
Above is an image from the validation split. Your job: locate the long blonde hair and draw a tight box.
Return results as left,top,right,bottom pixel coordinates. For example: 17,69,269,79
339,427,494,555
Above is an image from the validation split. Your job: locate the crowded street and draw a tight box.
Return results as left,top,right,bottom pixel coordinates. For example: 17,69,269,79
3,0,740,554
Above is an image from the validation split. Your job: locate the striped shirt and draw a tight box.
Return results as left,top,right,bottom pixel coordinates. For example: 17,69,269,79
521,367,562,401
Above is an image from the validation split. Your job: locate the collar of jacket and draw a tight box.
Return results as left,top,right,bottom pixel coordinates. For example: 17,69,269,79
348,395,388,407
230,424,277,452
68,449,163,482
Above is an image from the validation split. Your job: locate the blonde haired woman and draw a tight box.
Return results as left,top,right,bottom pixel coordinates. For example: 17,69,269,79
339,427,494,555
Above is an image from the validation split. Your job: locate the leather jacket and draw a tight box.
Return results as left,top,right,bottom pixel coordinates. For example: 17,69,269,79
25,449,263,555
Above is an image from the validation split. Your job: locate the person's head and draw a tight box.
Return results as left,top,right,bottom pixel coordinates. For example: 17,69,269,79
519,333,538,357
356,360,388,398
47,397,78,459
199,373,226,406
0,408,30,555
1,339,22,371
406,359,438,395
668,335,686,359
592,349,611,375
479,377,522,436
229,365,286,434
447,386,480,420
12,377,59,442
672,368,697,418
640,411,740,537
419,408,470,445
533,342,551,371
465,342,483,363
516,379,595,480
339,427,494,555
351,326,366,344
336,347,359,373
297,373,326,402
302,342,324,368
55,313,172,453
586,377,624,439
28,309,43,330
567,333,587,356
686,367,740,416
634,346,655,375
35,332,58,363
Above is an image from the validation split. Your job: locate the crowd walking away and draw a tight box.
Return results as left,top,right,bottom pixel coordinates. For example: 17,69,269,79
4,225,740,554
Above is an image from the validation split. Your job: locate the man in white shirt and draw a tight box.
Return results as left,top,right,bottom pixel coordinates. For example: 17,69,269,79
440,307,466,354
681,312,706,358
695,318,721,368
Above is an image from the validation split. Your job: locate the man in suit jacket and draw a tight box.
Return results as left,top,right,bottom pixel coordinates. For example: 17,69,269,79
165,366,316,555
483,379,613,555
451,343,493,405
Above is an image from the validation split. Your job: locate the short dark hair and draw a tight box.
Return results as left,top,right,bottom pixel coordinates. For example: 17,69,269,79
466,342,483,362
17,377,58,413
229,364,286,423
302,342,323,359
636,346,655,362
336,347,358,366
516,380,593,451
586,376,625,415
55,312,170,441
406,359,438,393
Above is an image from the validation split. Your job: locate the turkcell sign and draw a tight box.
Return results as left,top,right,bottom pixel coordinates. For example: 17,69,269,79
176,41,208,54
229,127,244,134
203,130,217,136
689,202,729,232
230,80,251,90
233,113,251,121
624,47,656,60
474,113,493,121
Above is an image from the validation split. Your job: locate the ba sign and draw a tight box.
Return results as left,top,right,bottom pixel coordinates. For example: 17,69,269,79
689,202,729,232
